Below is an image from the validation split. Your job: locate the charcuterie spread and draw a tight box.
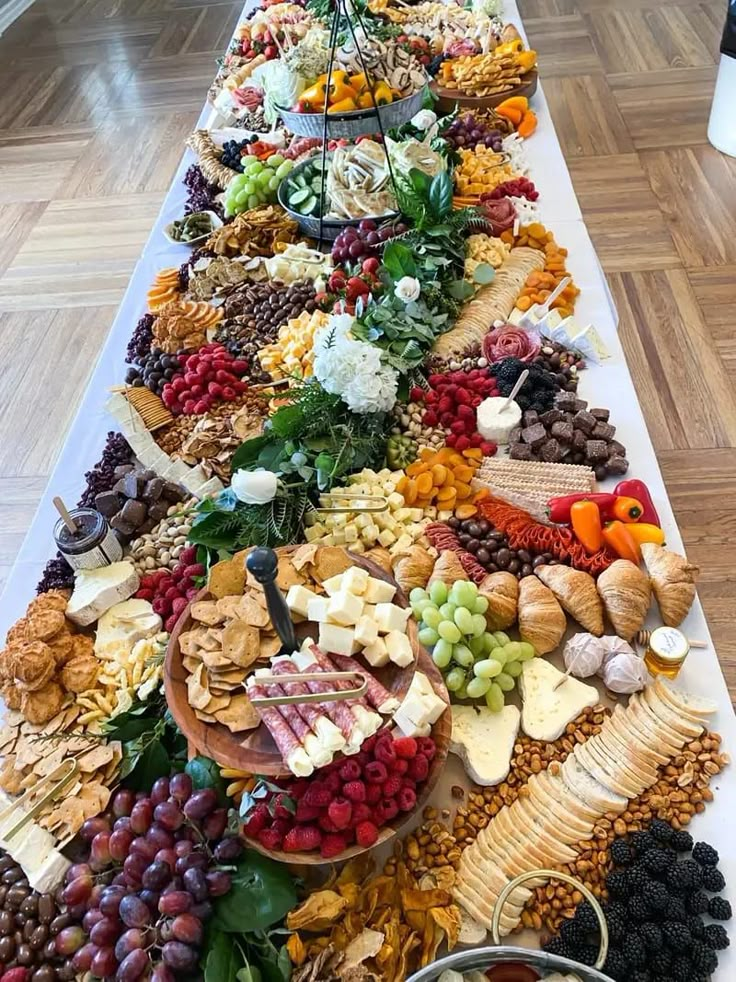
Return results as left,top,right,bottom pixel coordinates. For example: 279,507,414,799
0,0,733,980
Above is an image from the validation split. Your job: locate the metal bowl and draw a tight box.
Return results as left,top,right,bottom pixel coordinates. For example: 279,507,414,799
277,154,398,241
277,88,425,140
406,946,615,982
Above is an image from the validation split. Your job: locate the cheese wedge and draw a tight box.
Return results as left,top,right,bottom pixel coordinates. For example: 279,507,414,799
66,562,140,626
449,704,520,785
519,658,598,741
94,599,161,659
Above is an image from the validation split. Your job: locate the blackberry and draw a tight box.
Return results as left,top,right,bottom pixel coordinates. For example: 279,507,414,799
649,818,674,844
560,918,588,944
625,866,651,894
667,860,701,892
692,841,719,866
670,955,695,981
648,950,672,975
602,948,629,980
604,902,628,942
642,880,669,912
623,935,647,967
690,941,719,974
610,839,633,866
662,921,692,951
687,914,707,939
575,900,600,932
687,890,710,915
630,972,651,982
642,848,670,875
702,865,726,892
664,896,688,922
630,830,656,855
704,922,730,950
671,829,693,852
638,922,663,950
542,936,576,959
627,895,650,922
708,896,732,920
606,871,629,899
574,943,598,965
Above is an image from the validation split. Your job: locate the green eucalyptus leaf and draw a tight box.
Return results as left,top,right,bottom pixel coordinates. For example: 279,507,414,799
204,928,244,982
447,279,475,300
472,262,496,285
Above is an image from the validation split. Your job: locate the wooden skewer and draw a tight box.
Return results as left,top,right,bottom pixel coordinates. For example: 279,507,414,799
553,669,571,691
52,497,77,534
635,629,708,649
500,369,529,412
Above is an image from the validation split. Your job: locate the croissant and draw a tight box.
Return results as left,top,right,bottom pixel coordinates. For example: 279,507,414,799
596,559,651,639
391,546,435,593
364,546,392,575
641,542,698,627
536,565,604,636
428,551,466,588
517,576,567,655
479,572,518,631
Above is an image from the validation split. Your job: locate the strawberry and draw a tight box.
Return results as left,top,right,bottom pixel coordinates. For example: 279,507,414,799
283,825,321,852
243,803,269,837
257,827,283,850
355,821,379,848
392,736,418,759
342,781,366,803
320,833,348,859
327,797,352,831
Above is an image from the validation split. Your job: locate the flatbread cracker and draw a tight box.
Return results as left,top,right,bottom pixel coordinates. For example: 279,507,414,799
235,595,271,628
191,601,225,626
208,558,246,599
221,622,260,669
215,693,259,732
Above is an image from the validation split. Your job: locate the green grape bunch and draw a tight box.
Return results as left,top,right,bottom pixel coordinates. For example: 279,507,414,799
410,579,536,711
224,153,295,217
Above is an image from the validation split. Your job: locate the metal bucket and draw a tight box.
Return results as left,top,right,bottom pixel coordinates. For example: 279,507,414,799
406,946,615,982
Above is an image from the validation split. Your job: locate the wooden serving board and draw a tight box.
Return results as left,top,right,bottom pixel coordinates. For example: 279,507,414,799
165,549,423,775
431,70,538,115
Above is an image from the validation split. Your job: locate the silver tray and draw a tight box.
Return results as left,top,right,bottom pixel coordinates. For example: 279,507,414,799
406,946,614,982
277,88,425,140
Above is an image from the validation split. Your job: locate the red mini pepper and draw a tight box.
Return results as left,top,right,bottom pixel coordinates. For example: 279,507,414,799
602,520,641,564
615,478,660,526
570,499,603,553
547,492,617,524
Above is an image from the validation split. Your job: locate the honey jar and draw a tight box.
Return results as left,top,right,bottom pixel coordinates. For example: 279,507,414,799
643,626,690,679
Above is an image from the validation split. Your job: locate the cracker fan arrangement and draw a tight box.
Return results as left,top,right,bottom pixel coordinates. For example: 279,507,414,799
0,0,732,980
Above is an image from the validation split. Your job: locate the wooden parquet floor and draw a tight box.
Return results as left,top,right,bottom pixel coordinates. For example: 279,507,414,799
1,0,735,693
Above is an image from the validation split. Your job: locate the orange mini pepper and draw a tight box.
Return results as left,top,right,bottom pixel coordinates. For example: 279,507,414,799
610,496,643,523
570,500,603,554
602,521,641,564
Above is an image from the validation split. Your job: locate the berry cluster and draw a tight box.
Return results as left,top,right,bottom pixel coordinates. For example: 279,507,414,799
135,547,204,633
60,777,239,981
443,114,504,152
220,139,251,172
544,821,731,982
160,344,248,416
395,33,432,66
318,258,383,315
491,357,560,413
243,732,435,859
413,371,500,454
481,177,539,202
330,219,406,266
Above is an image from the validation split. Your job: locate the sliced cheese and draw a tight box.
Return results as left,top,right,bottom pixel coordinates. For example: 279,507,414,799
519,658,598,741
66,562,140,627
94,599,161,659
449,704,520,785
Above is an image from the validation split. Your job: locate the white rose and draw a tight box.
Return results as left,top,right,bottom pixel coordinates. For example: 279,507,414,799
394,276,421,303
231,468,278,505
411,109,437,130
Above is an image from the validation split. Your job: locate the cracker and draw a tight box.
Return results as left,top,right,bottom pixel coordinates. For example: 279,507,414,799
209,558,246,599
214,693,260,732
191,601,225,626
221,622,260,669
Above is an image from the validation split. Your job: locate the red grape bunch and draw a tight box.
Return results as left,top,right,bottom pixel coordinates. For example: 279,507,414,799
330,219,407,266
58,775,241,981
443,114,504,152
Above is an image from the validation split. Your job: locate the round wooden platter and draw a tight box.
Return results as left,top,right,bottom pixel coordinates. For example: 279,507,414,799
430,69,538,115
243,646,451,866
165,547,423,776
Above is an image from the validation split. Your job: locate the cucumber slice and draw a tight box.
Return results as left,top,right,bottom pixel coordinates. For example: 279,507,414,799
289,187,312,207
302,194,319,215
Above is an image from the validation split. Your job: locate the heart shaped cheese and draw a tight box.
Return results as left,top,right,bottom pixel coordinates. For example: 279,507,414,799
449,704,520,785
520,658,599,741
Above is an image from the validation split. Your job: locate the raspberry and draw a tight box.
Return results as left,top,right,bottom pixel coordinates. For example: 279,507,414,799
339,760,361,782
283,825,321,852
287,779,309,800
295,800,322,823
320,833,348,859
327,797,352,831
342,781,366,803
243,803,269,837
397,787,417,812
257,827,283,850
416,737,436,760
323,771,341,793
355,821,379,848
365,783,382,804
364,761,388,784
272,794,294,821
380,798,399,821
381,774,403,798
390,758,409,775
303,783,332,808
392,736,418,759
374,738,397,766
361,734,378,754
408,755,429,782
350,803,373,826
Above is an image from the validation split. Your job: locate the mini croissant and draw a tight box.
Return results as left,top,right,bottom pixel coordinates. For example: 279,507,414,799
517,575,566,655
479,571,518,631
596,559,651,639
391,546,435,594
536,564,604,636
428,550,466,588
641,542,698,627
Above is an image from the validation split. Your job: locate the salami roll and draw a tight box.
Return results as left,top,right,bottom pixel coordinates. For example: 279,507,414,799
252,670,332,768
246,681,313,777
329,653,400,714
288,650,362,748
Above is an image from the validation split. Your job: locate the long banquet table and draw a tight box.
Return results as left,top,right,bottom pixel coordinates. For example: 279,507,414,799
0,1,734,973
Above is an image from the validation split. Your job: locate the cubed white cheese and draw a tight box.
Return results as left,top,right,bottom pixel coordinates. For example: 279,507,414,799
374,602,410,634
393,533,413,553
408,508,424,522
354,614,379,647
360,523,379,542
318,622,358,656
387,491,404,510
326,591,364,627
332,530,346,545
341,566,369,595
363,603,376,621
344,523,359,543
377,528,397,547
384,630,414,667
362,637,390,667
350,541,365,553
363,577,396,604
321,574,345,596
306,596,330,622
354,513,372,530
394,507,412,522
286,585,319,619
392,704,431,738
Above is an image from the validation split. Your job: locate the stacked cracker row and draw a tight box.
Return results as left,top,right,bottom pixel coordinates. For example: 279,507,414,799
453,676,717,936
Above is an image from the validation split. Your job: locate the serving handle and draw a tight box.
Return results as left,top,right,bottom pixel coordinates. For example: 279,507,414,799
248,670,368,707
246,547,298,654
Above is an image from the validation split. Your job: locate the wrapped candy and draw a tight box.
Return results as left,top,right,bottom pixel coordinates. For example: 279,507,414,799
563,632,606,678
602,648,649,694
